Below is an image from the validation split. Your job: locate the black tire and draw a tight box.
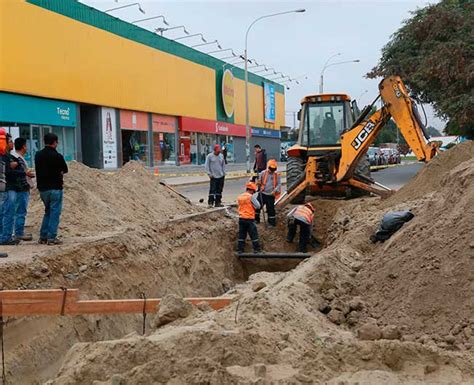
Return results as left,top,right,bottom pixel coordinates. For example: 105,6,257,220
286,156,306,204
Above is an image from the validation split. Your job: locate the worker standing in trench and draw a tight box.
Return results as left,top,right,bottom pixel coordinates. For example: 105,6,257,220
237,182,262,253
286,203,316,253
255,159,281,227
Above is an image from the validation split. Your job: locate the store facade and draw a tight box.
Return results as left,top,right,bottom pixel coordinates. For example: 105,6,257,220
1,0,285,169
178,117,246,165
0,92,79,166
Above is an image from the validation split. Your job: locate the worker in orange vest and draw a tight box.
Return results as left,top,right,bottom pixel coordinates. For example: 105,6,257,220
256,159,281,227
237,181,262,253
287,202,315,253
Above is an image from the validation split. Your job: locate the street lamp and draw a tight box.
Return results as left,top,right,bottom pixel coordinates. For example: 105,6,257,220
192,40,222,49
174,33,206,43
105,2,145,14
244,8,306,173
132,15,169,26
319,58,360,93
156,25,189,36
207,48,236,56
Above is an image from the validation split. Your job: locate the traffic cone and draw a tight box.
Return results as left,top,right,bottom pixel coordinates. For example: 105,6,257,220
153,166,159,177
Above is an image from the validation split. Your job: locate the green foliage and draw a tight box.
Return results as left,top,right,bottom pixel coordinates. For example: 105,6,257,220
368,0,474,138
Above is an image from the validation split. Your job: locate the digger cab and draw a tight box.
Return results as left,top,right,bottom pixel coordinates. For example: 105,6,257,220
294,94,354,154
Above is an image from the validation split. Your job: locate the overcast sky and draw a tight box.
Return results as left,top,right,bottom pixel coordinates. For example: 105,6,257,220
85,0,444,130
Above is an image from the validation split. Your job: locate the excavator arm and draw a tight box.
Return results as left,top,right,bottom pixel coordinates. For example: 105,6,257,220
336,76,439,182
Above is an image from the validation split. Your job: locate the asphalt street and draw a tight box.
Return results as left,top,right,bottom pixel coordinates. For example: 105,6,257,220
176,162,424,205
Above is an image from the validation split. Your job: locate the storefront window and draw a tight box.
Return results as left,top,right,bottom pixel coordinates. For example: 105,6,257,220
64,127,76,161
153,132,176,164
190,132,198,165
122,130,148,165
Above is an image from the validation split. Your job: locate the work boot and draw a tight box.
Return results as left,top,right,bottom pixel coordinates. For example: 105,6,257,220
16,234,33,241
0,252,7,258
215,203,224,208
0,238,20,246
38,238,47,245
47,238,63,245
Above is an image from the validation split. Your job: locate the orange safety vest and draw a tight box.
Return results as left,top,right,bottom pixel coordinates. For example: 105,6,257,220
293,205,314,224
0,128,6,156
261,170,281,199
238,192,256,219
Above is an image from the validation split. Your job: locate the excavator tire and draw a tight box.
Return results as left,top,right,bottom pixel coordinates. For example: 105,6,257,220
286,156,306,204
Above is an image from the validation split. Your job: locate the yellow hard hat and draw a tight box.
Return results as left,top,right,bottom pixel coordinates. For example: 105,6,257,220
267,159,278,170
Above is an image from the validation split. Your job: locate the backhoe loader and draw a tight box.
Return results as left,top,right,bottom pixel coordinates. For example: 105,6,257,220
276,76,439,208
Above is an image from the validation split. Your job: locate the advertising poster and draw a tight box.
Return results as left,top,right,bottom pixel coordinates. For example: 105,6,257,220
264,83,275,123
101,107,118,169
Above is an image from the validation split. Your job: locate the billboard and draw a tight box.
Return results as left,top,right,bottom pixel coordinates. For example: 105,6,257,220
101,107,118,169
264,83,275,123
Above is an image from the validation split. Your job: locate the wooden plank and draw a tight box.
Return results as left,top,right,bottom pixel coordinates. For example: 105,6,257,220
0,289,79,301
0,289,234,316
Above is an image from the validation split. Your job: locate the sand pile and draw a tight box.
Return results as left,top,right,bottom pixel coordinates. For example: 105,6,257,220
44,144,474,384
27,161,197,237
354,148,474,349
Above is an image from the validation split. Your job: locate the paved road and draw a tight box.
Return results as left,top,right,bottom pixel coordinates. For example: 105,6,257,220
176,163,423,205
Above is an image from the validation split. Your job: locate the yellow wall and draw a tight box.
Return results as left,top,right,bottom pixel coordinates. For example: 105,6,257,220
233,78,285,129
0,0,285,129
0,0,216,120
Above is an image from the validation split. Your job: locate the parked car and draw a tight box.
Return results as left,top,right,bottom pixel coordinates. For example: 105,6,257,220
367,147,380,166
380,148,401,164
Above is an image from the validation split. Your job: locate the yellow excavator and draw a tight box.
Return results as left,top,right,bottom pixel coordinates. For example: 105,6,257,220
276,76,439,207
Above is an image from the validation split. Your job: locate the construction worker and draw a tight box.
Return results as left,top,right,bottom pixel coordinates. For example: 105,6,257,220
237,182,262,253
256,159,281,227
286,202,315,253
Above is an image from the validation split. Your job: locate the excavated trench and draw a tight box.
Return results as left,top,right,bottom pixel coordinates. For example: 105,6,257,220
0,199,344,384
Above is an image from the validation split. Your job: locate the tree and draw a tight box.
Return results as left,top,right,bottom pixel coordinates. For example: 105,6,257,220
368,0,473,138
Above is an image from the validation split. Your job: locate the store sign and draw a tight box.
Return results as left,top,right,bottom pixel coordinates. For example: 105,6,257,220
152,114,177,133
180,117,246,137
264,83,276,123
252,127,281,139
0,92,76,127
120,110,148,131
101,107,118,169
222,69,235,118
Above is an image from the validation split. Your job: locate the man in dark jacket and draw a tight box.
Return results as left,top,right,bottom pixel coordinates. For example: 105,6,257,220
35,133,68,245
253,144,267,174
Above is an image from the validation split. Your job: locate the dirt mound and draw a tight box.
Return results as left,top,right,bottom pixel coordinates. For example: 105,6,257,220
388,140,474,204
27,161,197,237
45,148,474,384
357,156,474,348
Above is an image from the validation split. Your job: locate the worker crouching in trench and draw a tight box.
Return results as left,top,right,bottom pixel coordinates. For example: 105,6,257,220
286,203,316,253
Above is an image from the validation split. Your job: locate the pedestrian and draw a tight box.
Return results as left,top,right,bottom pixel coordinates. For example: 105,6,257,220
204,144,225,208
0,129,9,256
0,134,24,246
253,144,267,174
35,132,68,245
10,137,35,241
256,159,281,227
237,181,262,253
286,202,315,253
222,143,228,164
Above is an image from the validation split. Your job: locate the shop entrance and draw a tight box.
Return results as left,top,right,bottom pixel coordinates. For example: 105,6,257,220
121,130,148,165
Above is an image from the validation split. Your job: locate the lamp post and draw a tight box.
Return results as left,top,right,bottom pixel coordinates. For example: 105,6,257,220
192,40,222,49
132,15,169,25
105,2,145,14
319,58,360,93
174,33,206,42
244,9,305,173
156,25,189,36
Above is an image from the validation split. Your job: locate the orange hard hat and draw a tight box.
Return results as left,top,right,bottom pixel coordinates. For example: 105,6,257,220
246,182,257,191
305,202,315,212
267,159,278,169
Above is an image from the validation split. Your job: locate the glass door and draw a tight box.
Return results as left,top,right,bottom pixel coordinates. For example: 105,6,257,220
30,125,45,167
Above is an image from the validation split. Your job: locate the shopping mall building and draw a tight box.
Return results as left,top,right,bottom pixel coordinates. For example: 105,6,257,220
0,0,285,168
